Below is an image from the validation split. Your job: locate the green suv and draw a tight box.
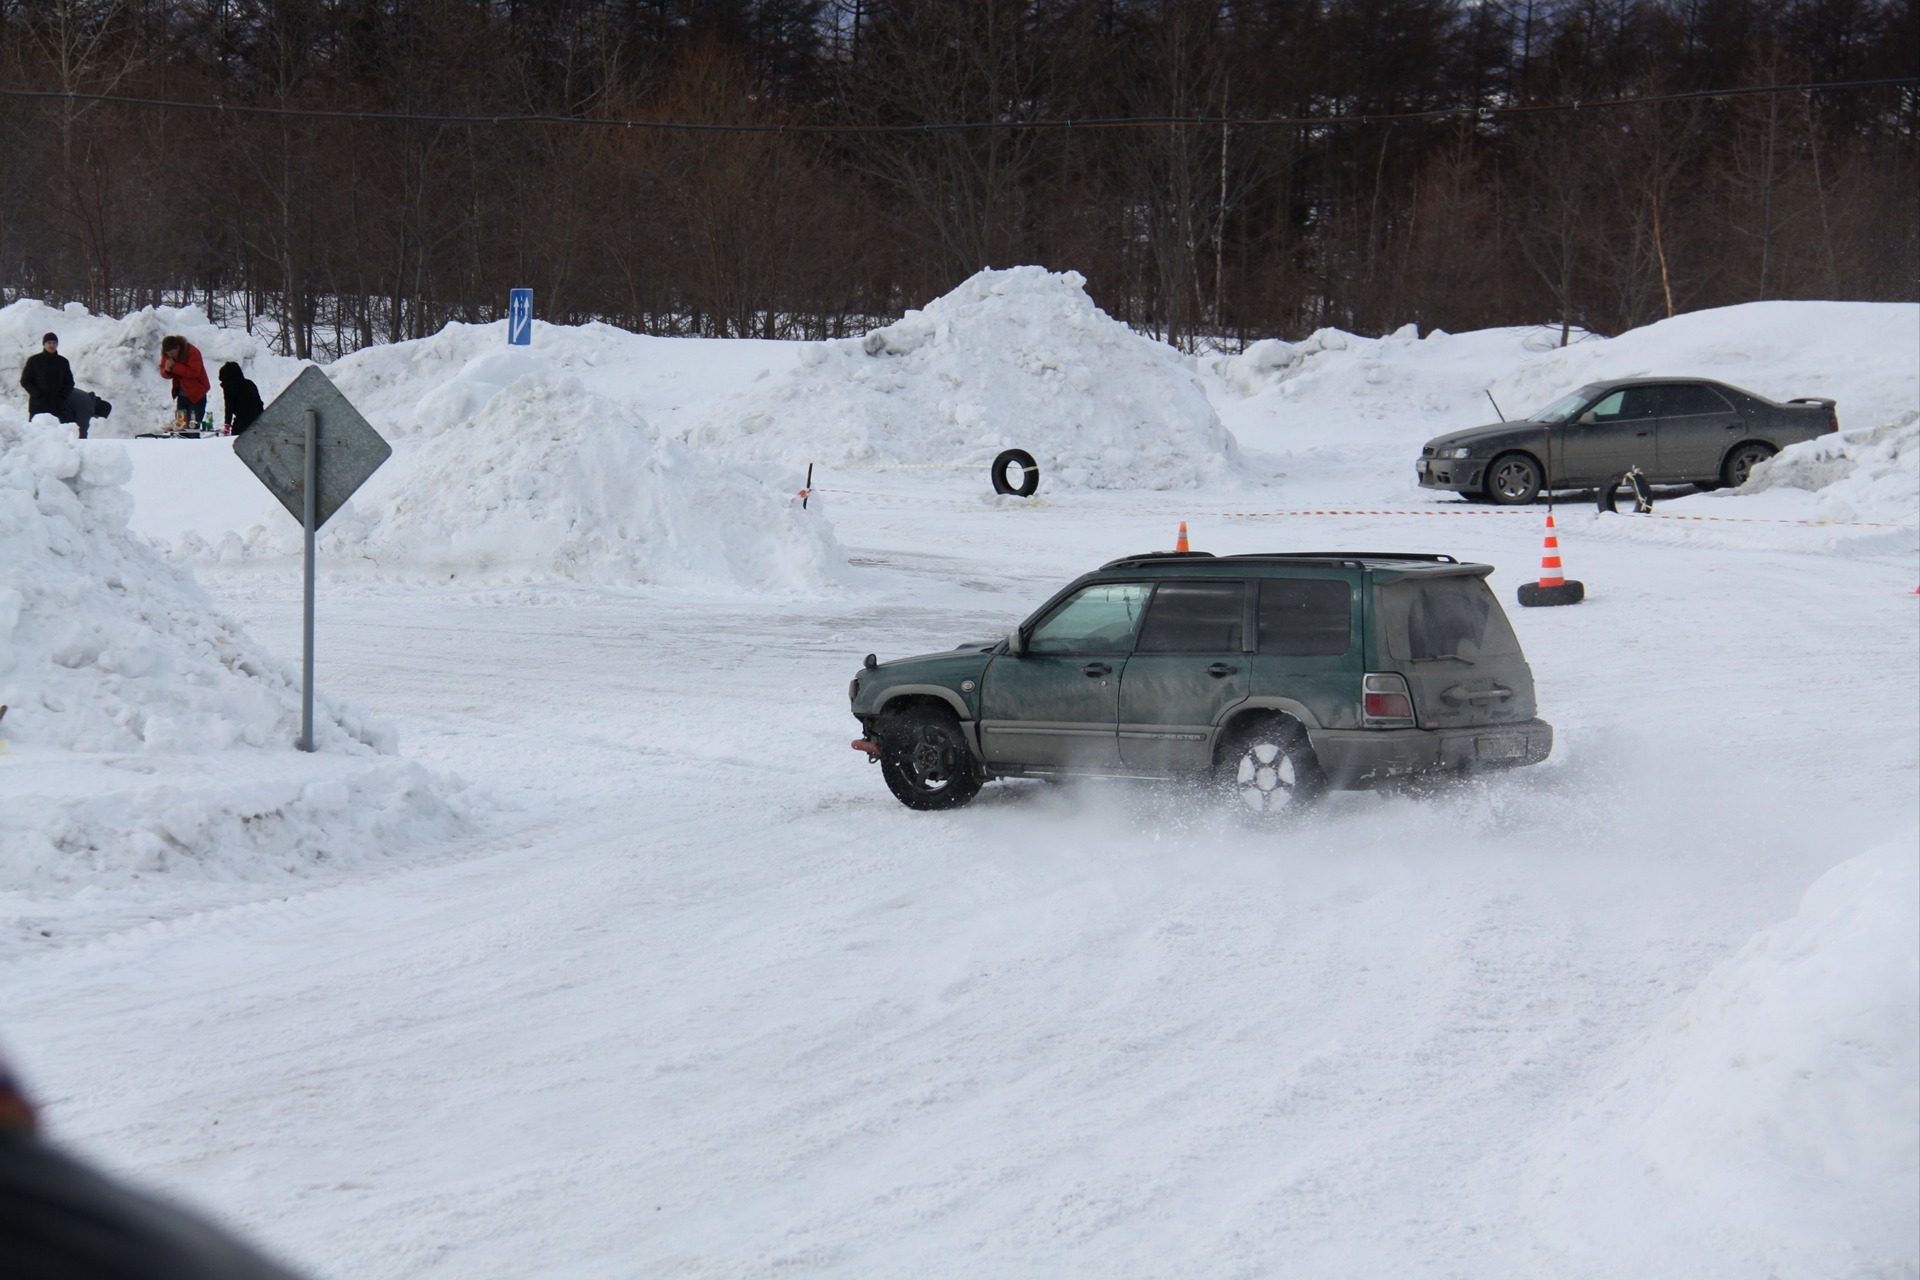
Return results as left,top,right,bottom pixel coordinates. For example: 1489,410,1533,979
849,551,1553,811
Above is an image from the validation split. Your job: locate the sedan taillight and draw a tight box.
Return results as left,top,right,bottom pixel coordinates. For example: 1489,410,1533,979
1363,673,1415,728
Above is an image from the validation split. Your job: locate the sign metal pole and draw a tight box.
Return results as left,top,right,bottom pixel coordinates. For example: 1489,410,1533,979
301,407,317,752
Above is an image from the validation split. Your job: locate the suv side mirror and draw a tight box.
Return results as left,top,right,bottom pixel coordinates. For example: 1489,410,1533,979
1006,628,1025,656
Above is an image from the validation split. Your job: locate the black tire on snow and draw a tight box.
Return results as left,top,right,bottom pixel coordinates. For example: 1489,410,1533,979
1214,717,1325,816
1517,580,1585,607
991,448,1041,497
1597,470,1653,514
879,705,983,810
1483,452,1543,505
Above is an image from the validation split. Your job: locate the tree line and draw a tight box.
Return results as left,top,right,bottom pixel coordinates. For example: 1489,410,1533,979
1,0,1913,359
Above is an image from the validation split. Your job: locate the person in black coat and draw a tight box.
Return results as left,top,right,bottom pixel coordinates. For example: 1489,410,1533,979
218,362,264,435
19,333,110,439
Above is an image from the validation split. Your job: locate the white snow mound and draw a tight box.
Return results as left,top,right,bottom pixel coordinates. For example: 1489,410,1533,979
680,267,1242,490
0,298,308,439
0,415,391,754
195,354,847,590
1740,413,1919,525
1535,832,1920,1277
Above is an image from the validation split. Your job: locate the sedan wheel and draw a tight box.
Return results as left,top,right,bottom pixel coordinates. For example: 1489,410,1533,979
1720,442,1775,488
1485,453,1543,505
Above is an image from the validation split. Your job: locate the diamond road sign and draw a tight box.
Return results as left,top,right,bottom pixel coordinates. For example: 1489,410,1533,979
234,366,391,529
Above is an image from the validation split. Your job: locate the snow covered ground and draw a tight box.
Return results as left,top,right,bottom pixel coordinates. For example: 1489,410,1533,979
1,279,1915,1278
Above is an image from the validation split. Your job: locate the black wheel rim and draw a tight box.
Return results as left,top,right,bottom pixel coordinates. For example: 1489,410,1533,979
907,733,957,792
1492,459,1536,501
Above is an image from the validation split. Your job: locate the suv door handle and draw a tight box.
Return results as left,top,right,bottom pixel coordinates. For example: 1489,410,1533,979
1082,662,1111,677
1206,663,1238,678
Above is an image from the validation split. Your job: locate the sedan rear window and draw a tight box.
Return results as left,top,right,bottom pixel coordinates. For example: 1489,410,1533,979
1375,575,1521,663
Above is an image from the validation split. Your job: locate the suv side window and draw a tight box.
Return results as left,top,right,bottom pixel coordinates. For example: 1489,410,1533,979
1134,581,1246,653
1026,583,1152,655
1257,578,1351,655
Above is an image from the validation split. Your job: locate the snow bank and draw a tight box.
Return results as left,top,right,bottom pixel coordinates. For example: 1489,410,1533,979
0,299,307,439
1535,832,1920,1277
0,755,465,897
680,267,1242,490
1740,413,1919,525
0,415,389,754
189,352,846,591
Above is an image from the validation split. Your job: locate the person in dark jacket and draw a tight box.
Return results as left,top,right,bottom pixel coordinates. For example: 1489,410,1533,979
0,1049,310,1280
218,362,265,435
19,333,111,439
158,335,211,430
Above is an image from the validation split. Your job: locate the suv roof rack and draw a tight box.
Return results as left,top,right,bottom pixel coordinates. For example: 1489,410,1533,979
1100,550,1461,571
1223,552,1459,564
1098,550,1218,569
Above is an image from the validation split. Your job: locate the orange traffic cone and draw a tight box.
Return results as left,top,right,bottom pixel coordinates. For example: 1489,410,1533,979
1175,521,1190,552
1517,512,1584,607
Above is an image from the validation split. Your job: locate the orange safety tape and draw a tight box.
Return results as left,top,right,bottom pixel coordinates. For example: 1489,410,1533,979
805,482,1909,529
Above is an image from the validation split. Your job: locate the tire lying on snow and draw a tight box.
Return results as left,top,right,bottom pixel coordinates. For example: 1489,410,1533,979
991,448,1041,497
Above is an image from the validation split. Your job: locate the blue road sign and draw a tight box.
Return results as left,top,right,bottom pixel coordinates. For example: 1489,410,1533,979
508,288,533,345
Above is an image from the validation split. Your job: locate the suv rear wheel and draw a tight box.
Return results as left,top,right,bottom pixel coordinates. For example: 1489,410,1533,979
1214,718,1325,815
879,705,982,810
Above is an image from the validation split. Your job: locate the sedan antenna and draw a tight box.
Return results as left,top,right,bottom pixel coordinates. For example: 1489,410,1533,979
1485,390,1506,421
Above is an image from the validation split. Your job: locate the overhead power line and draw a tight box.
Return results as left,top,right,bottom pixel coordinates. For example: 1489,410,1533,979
0,76,1913,134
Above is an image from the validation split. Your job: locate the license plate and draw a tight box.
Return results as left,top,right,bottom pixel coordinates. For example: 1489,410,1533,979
1477,735,1527,760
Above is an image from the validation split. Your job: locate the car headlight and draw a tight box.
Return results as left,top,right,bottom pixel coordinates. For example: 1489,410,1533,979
1442,446,1473,459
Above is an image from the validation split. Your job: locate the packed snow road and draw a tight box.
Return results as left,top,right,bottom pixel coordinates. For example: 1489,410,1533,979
6,476,1915,1278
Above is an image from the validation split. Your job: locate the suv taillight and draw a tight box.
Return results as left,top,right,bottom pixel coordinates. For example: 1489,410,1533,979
1363,673,1415,727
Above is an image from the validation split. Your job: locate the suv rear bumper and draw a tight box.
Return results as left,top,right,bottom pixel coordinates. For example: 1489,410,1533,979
1309,718,1553,787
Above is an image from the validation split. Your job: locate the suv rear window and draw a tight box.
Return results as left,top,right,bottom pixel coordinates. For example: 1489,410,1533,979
1375,575,1520,663
1135,581,1245,653
1257,579,1351,656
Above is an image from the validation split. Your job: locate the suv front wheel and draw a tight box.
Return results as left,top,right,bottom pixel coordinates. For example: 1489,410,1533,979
879,705,983,810
1215,718,1325,815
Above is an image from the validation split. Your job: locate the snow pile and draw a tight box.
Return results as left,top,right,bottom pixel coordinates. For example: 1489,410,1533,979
680,267,1242,489
0,756,464,896
0,413,471,892
0,298,307,439
1740,414,1920,525
0,416,388,754
188,352,847,591
1535,832,1920,1275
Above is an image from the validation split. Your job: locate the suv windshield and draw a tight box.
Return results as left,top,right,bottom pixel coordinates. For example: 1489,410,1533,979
1375,574,1521,663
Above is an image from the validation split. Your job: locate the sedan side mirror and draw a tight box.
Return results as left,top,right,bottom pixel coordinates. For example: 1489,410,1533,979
1576,410,1597,425
1006,629,1025,656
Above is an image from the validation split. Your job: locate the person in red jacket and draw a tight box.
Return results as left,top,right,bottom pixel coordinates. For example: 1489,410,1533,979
158,335,211,431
